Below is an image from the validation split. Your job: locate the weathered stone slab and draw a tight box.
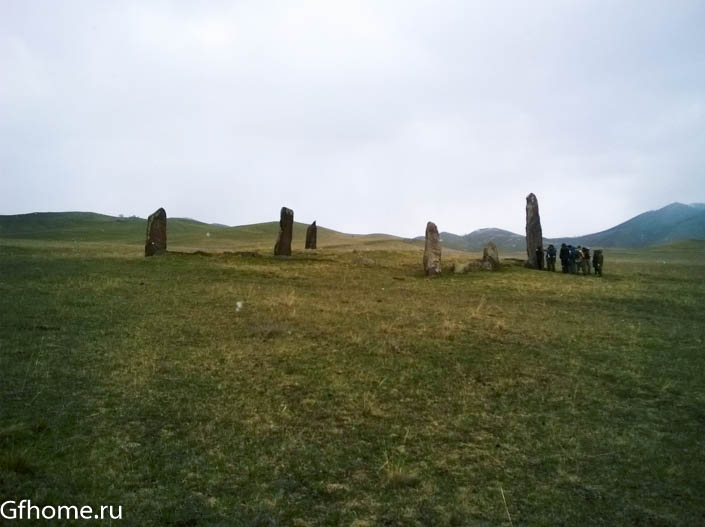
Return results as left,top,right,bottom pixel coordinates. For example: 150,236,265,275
423,221,442,277
482,241,500,270
274,207,294,256
145,207,167,256
305,221,317,249
525,193,543,269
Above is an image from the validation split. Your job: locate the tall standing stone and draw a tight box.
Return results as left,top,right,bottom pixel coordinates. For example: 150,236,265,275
423,221,442,277
525,193,543,269
274,207,294,256
305,221,317,250
145,207,167,257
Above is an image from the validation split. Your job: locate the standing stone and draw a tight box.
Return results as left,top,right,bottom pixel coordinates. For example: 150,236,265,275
305,221,317,249
525,193,543,269
145,207,167,257
423,221,442,277
482,241,500,270
274,207,294,256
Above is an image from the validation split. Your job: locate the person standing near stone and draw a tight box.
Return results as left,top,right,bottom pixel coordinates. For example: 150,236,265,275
535,246,544,270
593,249,604,276
305,221,317,249
559,243,569,273
525,193,543,269
423,221,442,277
145,207,167,256
568,245,577,274
575,246,584,275
582,247,591,275
546,244,557,271
274,207,294,256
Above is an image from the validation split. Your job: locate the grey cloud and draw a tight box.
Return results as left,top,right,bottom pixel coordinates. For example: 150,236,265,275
1,0,704,237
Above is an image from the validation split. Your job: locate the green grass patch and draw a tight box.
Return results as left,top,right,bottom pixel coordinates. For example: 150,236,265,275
1,235,704,525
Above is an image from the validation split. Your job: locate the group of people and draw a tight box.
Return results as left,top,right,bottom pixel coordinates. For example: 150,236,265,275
538,244,603,276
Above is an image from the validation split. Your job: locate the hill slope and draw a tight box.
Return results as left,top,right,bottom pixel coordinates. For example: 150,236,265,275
561,202,705,248
0,211,409,252
434,202,705,251
439,228,526,252
3,202,705,253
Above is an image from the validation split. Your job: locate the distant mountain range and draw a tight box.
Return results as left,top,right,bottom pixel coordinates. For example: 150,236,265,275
428,202,705,251
2,202,704,252
438,228,526,252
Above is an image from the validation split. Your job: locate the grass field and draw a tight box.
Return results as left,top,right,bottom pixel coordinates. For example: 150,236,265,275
1,215,704,526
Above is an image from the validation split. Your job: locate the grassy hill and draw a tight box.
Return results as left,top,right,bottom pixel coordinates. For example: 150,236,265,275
0,211,414,253
1,216,704,524
561,202,705,248
428,202,705,252
438,228,526,252
6,202,704,255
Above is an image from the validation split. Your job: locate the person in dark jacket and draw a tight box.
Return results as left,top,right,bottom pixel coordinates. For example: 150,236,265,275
535,246,544,270
575,246,584,274
593,249,604,276
559,243,569,273
545,244,557,271
581,247,591,275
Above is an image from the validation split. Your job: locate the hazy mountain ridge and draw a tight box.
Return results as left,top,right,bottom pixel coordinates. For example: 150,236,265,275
420,202,705,251
437,228,526,252
2,202,705,251
557,202,705,248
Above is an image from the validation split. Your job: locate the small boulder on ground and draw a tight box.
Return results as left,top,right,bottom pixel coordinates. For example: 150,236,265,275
453,262,470,274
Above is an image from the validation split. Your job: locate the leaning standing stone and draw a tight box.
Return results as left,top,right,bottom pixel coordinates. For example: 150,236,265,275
525,193,543,269
305,221,317,249
274,207,294,256
423,221,442,277
145,207,167,256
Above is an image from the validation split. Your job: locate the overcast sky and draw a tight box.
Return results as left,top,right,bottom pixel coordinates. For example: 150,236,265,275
1,1,704,237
